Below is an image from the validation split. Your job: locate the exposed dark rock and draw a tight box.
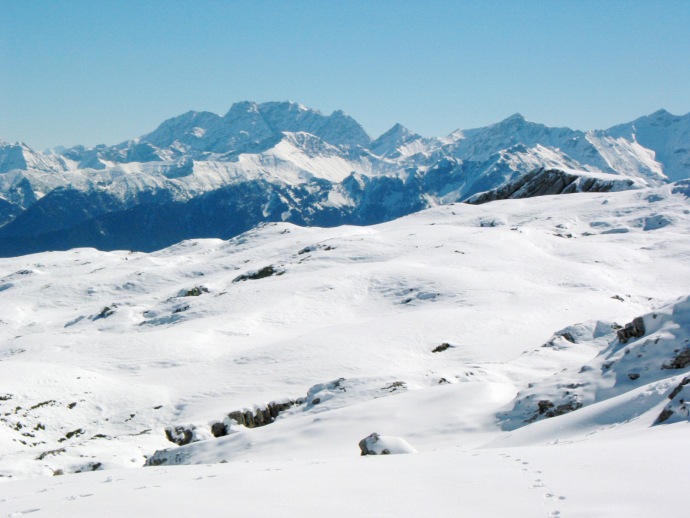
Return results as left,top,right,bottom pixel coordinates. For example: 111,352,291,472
59,428,85,441
29,400,56,410
36,448,66,461
210,422,228,437
616,317,646,344
560,332,575,343
663,348,690,369
182,286,208,297
75,462,102,473
537,400,554,414
465,168,634,205
226,399,298,428
164,426,194,446
528,398,583,422
668,376,690,400
382,381,406,392
656,408,675,424
432,343,453,353
96,305,115,319
298,244,335,255
655,376,690,424
359,432,380,456
233,265,285,282
628,373,640,380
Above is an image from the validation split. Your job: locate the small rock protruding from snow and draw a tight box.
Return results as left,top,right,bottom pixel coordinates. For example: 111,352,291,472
358,433,417,456
432,343,453,353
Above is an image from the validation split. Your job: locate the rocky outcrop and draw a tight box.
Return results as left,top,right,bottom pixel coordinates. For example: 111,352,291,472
663,348,690,370
465,168,639,205
531,398,583,422
233,266,285,282
162,399,302,447
224,400,299,429
181,286,208,297
503,296,690,430
617,317,645,344
164,426,194,446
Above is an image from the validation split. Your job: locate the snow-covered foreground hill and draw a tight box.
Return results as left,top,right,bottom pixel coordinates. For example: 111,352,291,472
1,182,690,516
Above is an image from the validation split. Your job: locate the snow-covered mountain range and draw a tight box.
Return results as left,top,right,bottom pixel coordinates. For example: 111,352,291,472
0,102,688,256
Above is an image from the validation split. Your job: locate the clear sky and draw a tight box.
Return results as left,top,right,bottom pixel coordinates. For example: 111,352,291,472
1,0,689,150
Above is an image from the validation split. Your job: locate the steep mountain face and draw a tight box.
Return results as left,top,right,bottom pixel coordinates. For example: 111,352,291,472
607,109,690,182
0,141,70,174
0,104,687,257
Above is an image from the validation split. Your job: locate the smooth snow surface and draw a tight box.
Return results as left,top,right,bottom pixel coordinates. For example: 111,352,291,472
1,183,690,516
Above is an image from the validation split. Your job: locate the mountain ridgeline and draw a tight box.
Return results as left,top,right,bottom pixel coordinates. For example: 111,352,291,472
0,102,689,256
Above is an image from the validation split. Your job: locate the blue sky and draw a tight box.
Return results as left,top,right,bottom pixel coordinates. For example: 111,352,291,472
1,0,689,150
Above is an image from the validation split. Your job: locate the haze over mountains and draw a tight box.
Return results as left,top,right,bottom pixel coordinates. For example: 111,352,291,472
0,101,689,257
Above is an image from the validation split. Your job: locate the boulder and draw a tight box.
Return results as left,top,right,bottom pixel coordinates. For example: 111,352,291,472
358,433,417,456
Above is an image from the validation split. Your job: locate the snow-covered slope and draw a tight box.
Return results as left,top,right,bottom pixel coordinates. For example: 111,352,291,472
1,183,690,516
369,123,436,158
0,141,72,175
446,113,665,183
608,109,690,182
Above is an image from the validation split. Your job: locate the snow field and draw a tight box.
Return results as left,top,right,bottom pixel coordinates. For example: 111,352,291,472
1,183,690,515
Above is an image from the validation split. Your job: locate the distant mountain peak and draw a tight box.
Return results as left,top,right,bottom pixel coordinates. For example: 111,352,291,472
369,123,424,158
503,112,526,123
651,108,672,117
224,100,261,117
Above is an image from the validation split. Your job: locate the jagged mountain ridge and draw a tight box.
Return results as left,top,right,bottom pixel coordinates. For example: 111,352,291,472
607,109,690,182
0,103,688,256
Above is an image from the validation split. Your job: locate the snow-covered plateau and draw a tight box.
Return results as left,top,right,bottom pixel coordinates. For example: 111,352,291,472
1,179,690,517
